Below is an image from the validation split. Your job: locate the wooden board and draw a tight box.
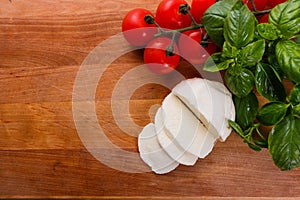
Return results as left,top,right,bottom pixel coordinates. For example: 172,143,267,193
1,0,300,199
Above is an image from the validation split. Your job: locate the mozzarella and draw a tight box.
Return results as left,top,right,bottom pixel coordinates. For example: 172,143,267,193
172,78,235,141
161,93,218,158
138,123,179,174
155,107,198,166
138,78,235,174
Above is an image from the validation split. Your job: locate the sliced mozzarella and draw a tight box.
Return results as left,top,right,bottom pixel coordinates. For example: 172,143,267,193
138,123,179,174
155,107,198,166
161,93,218,158
172,78,235,141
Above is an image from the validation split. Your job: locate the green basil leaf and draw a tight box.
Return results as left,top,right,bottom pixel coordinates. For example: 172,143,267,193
292,104,300,117
268,52,284,81
269,114,300,171
295,35,300,44
223,1,256,48
223,41,239,58
239,39,266,67
289,84,300,104
225,67,255,97
269,0,300,39
257,101,289,126
202,0,236,46
228,119,244,136
255,62,287,102
203,52,233,72
276,40,300,83
233,91,259,129
257,23,279,40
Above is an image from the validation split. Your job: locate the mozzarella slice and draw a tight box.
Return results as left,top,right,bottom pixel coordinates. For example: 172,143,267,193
161,93,218,158
172,78,235,141
155,107,198,166
138,123,179,174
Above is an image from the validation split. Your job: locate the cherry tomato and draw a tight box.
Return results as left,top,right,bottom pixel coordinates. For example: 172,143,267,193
122,8,157,47
243,0,268,11
259,14,269,23
267,0,286,8
190,0,215,24
155,0,192,30
204,39,217,56
144,37,180,74
178,29,216,65
178,29,202,64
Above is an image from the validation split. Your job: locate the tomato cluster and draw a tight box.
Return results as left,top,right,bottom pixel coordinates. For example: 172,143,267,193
122,0,217,75
122,0,286,75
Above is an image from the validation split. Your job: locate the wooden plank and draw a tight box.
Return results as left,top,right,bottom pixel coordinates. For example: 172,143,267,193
1,0,300,198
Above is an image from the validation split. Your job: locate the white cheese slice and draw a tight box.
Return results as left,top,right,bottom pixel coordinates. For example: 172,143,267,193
138,123,179,174
161,93,218,158
155,107,198,166
172,78,235,141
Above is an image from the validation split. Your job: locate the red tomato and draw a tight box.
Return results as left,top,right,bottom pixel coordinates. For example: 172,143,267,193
144,37,180,74
155,0,192,30
178,29,202,64
190,0,215,24
259,14,269,23
267,0,286,8
243,0,268,11
178,29,216,65
122,8,157,47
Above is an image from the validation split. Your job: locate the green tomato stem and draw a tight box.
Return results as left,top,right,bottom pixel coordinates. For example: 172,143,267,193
250,0,257,13
253,9,272,16
166,32,177,57
154,24,203,38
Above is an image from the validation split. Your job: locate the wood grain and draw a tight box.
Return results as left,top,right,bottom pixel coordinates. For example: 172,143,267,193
1,0,300,199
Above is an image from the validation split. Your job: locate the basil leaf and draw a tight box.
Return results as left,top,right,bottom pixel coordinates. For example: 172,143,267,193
292,104,300,117
225,67,255,97
202,0,236,46
255,62,287,102
223,1,256,48
257,23,279,40
276,40,300,83
223,41,239,58
268,51,284,81
228,119,244,136
239,40,266,67
203,52,233,72
269,0,300,39
295,35,300,44
233,91,259,129
257,101,289,126
269,114,300,171
289,84,300,105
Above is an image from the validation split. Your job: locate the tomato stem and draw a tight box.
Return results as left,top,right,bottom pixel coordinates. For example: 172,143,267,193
179,4,198,26
187,9,199,26
250,0,258,13
144,15,165,32
166,32,177,57
253,9,271,16
154,24,203,38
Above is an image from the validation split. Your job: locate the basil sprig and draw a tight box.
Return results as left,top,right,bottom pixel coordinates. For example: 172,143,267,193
203,0,300,170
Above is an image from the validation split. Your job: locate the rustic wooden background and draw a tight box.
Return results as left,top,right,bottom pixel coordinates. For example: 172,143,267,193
1,0,300,199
